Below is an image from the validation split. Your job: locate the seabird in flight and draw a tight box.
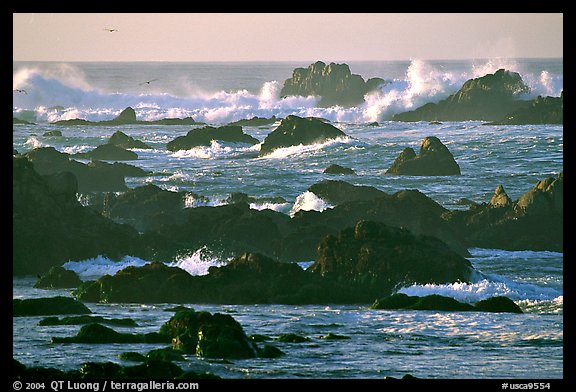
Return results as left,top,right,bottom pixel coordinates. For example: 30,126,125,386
104,28,118,33
139,79,159,86
14,89,27,94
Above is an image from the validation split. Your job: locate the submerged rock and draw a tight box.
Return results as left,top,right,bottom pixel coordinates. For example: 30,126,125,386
259,115,348,156
13,296,91,316
323,163,356,175
52,106,203,126
371,293,523,313
51,323,169,344
386,136,461,176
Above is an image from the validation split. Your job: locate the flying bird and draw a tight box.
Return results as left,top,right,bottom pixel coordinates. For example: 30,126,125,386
104,28,118,33
14,89,27,94
139,79,159,86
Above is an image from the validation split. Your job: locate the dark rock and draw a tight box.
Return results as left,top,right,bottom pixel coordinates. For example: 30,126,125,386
474,296,523,313
276,333,310,343
228,115,280,127
104,184,192,232
114,107,137,123
38,315,137,327
259,115,348,156
323,164,356,175
118,352,146,362
371,293,419,310
393,69,531,121
13,296,91,316
13,155,147,275
309,220,474,293
166,125,259,151
320,333,350,340
159,309,258,359
489,185,512,208
487,92,563,125
73,144,139,161
77,362,125,378
409,294,476,311
51,323,170,344
123,360,183,379
73,261,196,303
43,130,62,136
34,266,82,289
386,136,461,176
52,106,203,126
22,147,130,192
308,179,385,205
224,192,287,207
13,148,19,155
443,173,563,252
257,345,285,358
108,131,152,149
280,61,386,107
146,347,185,362
13,117,35,125
372,293,522,313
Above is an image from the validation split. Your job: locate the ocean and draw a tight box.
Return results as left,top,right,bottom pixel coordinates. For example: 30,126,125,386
12,58,563,379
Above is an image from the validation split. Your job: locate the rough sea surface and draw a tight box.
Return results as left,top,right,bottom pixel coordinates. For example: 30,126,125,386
13,58,563,379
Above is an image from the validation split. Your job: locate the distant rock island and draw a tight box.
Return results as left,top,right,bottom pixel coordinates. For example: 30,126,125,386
52,107,204,126
393,69,533,122
280,61,386,107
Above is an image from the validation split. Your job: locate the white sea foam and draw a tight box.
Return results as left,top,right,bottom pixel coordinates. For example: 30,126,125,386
259,136,353,159
24,136,43,149
397,275,562,308
170,140,258,160
289,191,333,217
168,247,230,276
12,59,563,125
63,255,150,279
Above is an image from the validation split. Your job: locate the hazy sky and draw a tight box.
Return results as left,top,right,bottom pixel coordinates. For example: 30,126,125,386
13,13,563,62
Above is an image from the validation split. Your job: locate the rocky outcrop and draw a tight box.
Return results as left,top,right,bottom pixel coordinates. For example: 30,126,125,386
166,125,260,151
280,61,386,107
386,136,461,175
259,115,348,156
159,309,258,359
22,147,147,192
51,323,169,344
371,293,522,313
323,164,356,175
443,173,563,252
52,106,203,126
33,266,82,289
13,296,92,316
308,180,385,205
13,155,148,275
108,131,152,149
309,220,474,293
228,116,280,127
393,69,531,121
487,92,563,125
73,144,139,161
43,130,62,137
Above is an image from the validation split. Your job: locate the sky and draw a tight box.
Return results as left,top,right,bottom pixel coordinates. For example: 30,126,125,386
13,13,563,62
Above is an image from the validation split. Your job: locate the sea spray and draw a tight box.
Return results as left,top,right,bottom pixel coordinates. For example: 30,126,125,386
289,191,333,217
168,247,230,276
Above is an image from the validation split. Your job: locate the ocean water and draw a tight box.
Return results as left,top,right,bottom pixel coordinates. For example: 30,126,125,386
12,59,563,379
